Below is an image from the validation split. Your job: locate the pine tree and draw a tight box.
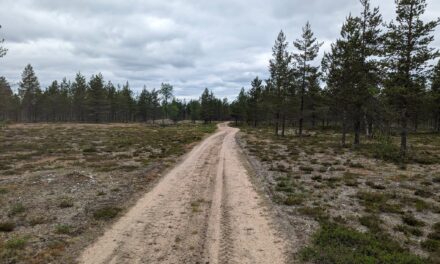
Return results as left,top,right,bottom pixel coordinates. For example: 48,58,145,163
431,60,440,132
269,31,291,136
44,80,61,121
322,25,357,146
138,86,150,122
353,0,383,146
59,77,71,121
87,73,108,123
0,25,7,58
160,83,173,123
200,88,212,123
188,99,201,123
293,22,323,136
0,77,13,120
118,81,135,122
305,71,322,128
248,77,263,127
150,88,161,123
384,0,440,159
71,72,88,122
19,64,41,122
105,81,117,122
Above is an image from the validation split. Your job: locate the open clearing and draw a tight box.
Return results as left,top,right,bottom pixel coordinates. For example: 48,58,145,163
79,123,286,264
0,122,216,263
2,122,440,263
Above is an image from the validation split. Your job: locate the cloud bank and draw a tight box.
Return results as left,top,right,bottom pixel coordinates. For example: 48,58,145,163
1,0,439,100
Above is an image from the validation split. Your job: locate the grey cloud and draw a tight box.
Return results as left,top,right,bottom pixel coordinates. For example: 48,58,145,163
1,0,439,100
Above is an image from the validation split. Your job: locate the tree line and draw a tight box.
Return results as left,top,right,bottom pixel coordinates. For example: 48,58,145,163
230,0,440,160
1,0,440,161
0,64,230,123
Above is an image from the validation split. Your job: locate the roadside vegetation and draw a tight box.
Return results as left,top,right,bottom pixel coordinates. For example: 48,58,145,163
0,122,215,263
238,125,440,263
232,1,440,261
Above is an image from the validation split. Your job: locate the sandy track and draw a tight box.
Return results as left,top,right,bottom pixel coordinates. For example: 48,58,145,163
78,123,286,264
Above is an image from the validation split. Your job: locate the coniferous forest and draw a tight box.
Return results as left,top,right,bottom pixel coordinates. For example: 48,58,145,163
2,1,440,264
1,0,439,161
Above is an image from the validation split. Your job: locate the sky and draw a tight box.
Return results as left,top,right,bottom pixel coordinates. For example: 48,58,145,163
1,0,440,100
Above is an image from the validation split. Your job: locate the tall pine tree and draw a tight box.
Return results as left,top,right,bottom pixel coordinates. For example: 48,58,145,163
0,25,6,58
269,31,291,136
71,72,88,122
87,73,108,123
384,0,440,159
293,22,323,136
19,64,41,122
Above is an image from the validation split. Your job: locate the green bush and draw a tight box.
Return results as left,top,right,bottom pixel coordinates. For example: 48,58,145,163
5,237,28,250
402,214,425,227
300,222,428,264
9,203,25,216
55,224,73,235
0,221,15,232
359,215,382,233
284,194,304,206
93,206,121,220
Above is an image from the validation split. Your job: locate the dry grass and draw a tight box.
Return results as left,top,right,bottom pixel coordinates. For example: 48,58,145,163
238,126,440,263
0,122,216,263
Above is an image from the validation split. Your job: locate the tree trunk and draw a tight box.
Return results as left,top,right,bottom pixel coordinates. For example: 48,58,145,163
400,109,408,161
281,115,285,137
341,113,347,147
437,113,440,132
299,94,304,136
368,119,373,139
341,123,346,147
275,112,279,136
353,119,360,148
414,113,418,132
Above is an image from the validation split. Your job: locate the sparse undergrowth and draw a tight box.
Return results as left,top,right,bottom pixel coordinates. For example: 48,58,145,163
238,125,440,263
300,222,428,264
0,122,216,263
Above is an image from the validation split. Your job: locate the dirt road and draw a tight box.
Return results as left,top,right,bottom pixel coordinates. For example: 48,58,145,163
78,123,286,264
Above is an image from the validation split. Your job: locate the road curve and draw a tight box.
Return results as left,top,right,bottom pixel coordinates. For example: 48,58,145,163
78,123,286,264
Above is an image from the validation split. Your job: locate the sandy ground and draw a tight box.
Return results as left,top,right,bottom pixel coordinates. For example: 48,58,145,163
78,123,287,264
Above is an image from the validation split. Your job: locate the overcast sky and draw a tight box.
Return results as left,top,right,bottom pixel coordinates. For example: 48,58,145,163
1,0,440,100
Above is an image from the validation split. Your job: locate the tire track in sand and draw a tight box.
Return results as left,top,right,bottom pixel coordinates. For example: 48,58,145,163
78,123,287,264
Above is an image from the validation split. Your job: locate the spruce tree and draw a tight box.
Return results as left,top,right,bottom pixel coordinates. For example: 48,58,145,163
293,22,323,136
384,0,440,159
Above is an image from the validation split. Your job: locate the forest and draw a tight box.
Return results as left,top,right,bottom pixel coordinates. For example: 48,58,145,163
1,0,440,263
1,0,439,158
